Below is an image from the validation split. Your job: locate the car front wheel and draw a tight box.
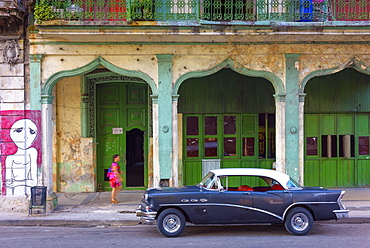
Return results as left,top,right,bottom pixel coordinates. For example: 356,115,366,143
284,207,314,235
157,208,186,237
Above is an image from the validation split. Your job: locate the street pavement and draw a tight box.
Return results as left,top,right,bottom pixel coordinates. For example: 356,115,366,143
0,188,369,227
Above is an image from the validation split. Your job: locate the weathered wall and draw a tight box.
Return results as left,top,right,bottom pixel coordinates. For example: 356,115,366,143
0,37,33,211
53,76,94,192
33,43,370,91
35,41,370,192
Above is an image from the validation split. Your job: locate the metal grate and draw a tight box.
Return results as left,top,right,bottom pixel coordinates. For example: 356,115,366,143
35,0,370,22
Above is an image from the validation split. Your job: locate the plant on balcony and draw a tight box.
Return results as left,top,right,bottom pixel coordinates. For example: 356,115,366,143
34,0,57,22
51,0,72,19
129,0,154,21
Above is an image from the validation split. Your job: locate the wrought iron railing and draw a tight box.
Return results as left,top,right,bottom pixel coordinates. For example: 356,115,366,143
35,0,370,22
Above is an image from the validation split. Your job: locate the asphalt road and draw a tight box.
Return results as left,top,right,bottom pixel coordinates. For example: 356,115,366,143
1,223,369,248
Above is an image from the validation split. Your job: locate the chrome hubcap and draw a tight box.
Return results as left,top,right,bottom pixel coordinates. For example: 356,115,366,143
163,214,181,233
291,213,309,231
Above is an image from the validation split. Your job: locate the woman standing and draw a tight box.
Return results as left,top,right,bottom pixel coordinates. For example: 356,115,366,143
109,154,123,203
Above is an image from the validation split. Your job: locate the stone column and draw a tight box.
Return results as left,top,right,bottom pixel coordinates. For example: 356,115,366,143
299,93,306,185
29,54,43,111
172,94,179,186
284,54,301,183
41,95,57,210
273,94,286,173
151,95,160,188
156,54,174,187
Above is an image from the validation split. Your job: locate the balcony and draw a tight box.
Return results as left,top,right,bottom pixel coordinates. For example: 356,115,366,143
0,0,26,39
34,0,370,24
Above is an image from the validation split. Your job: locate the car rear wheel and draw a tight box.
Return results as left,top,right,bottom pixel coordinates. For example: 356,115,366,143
284,207,314,235
157,208,186,237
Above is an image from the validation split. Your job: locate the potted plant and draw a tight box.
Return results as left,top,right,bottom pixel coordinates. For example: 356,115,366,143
51,0,72,18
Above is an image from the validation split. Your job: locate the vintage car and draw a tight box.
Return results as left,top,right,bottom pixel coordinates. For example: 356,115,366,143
136,168,349,237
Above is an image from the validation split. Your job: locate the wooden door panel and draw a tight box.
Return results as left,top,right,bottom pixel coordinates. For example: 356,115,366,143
337,159,355,187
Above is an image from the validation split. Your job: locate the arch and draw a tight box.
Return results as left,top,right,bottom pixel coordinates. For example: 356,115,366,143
173,57,284,95
301,56,370,92
42,56,157,98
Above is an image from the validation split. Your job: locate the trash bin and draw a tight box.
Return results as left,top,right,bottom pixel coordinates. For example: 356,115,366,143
28,186,47,216
300,0,313,21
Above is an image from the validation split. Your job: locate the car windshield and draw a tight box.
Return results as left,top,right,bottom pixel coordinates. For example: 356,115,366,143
199,172,216,189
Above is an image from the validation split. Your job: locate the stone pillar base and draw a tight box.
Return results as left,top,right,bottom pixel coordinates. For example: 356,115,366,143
46,192,58,212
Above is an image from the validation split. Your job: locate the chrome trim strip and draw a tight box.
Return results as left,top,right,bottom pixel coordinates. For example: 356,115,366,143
282,201,337,219
159,203,283,220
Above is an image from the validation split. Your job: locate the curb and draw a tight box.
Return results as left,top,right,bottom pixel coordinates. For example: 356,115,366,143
1,217,369,227
0,219,141,227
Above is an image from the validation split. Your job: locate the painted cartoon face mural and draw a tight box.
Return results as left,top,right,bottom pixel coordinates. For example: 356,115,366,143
0,110,42,196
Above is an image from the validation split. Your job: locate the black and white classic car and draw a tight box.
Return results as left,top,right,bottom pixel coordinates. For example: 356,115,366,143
136,168,349,237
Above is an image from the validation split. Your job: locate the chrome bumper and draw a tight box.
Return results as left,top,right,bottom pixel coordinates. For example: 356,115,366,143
136,205,157,225
333,209,349,219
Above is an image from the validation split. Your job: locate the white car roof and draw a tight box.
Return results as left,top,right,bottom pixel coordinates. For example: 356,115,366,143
209,168,291,187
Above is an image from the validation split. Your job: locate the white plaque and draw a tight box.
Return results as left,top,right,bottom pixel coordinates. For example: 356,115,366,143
112,128,123,134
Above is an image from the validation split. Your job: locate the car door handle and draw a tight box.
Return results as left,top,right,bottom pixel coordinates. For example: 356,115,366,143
242,192,251,195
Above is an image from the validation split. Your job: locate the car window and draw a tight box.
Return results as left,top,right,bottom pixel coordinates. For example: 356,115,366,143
219,175,270,190
199,173,217,189
287,178,301,189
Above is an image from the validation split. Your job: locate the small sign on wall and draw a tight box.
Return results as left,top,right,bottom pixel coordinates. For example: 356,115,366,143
112,128,123,134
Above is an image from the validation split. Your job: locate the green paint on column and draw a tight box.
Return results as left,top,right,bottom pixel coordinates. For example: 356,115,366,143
285,54,300,181
157,54,173,179
30,54,43,110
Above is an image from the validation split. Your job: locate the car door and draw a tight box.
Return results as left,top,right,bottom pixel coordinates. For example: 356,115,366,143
208,190,254,224
252,190,293,222
175,190,212,224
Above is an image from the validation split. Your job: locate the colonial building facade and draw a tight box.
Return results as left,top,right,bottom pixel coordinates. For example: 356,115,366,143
1,0,370,211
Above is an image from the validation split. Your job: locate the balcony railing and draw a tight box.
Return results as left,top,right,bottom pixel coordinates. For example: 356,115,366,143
35,0,370,23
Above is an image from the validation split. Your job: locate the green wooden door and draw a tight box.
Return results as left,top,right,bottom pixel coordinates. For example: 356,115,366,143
304,113,370,187
96,83,148,190
183,113,275,185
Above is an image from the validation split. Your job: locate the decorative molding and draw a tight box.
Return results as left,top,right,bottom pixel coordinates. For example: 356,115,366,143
301,56,370,92
299,93,306,102
273,94,286,102
86,73,147,137
3,39,20,66
41,95,54,104
30,54,44,63
174,57,284,95
42,56,157,96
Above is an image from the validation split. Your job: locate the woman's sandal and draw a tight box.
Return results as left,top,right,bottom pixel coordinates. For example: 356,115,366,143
111,200,119,204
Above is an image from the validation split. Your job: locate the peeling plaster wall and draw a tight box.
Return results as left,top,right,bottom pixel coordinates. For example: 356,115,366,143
37,42,370,192
35,44,370,91
53,76,94,192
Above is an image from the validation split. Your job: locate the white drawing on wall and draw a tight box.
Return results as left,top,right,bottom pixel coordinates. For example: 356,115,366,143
5,119,38,196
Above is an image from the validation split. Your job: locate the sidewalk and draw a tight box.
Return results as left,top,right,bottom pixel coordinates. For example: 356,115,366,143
0,188,369,227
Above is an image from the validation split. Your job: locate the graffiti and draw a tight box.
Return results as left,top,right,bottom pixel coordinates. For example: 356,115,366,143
0,110,42,196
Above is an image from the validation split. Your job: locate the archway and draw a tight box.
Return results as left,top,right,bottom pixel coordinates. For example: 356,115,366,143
302,58,370,187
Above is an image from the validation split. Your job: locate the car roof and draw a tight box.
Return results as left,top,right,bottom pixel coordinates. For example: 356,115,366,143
209,168,291,187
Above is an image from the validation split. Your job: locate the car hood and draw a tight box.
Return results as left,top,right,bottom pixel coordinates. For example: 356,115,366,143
147,185,201,194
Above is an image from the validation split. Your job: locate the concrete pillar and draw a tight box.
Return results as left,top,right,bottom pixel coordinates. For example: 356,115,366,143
156,54,173,186
172,94,179,186
151,95,160,187
41,95,57,210
284,54,301,183
29,54,43,111
274,94,286,173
